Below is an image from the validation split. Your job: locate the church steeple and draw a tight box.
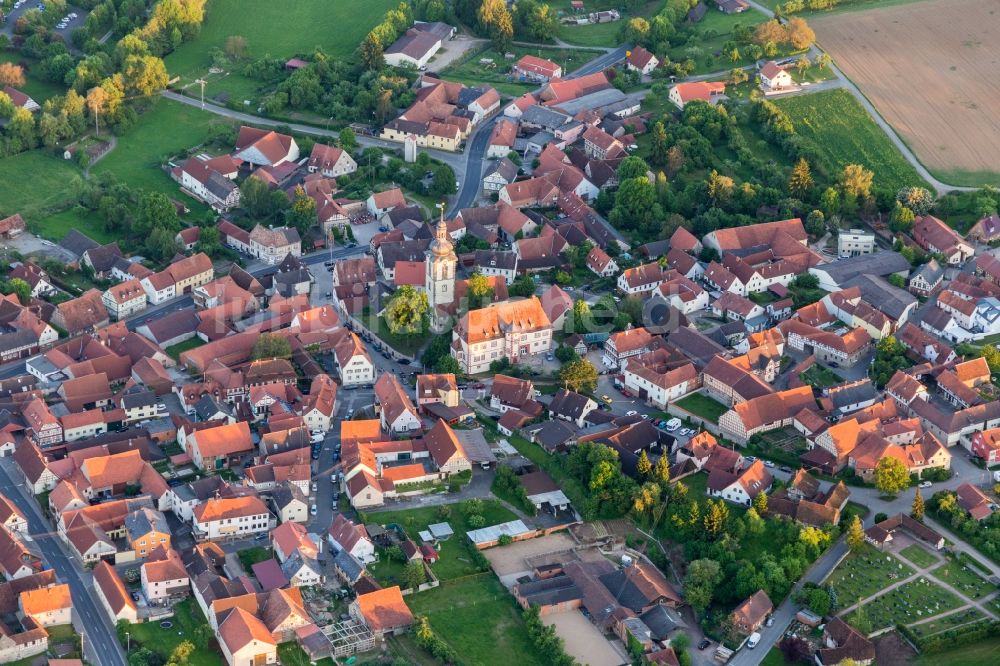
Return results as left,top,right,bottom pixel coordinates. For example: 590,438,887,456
426,202,457,332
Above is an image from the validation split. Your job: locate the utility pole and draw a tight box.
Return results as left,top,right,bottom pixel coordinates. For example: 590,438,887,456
194,78,207,109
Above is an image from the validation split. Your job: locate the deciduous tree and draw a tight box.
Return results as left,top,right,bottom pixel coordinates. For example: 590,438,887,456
0,62,25,87
385,285,429,335
636,450,652,480
558,357,598,394
253,333,292,360
874,456,909,497
86,86,109,134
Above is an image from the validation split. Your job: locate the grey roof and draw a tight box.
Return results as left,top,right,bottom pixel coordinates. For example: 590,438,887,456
919,305,954,332
550,88,627,116
548,389,593,421
122,387,158,410
385,28,440,59
485,157,518,184
84,243,124,272
0,328,40,355
379,239,430,266
841,274,917,321
522,420,576,451
59,229,100,257
277,253,305,273
333,549,364,583
474,249,517,271
520,105,571,130
639,605,688,640
911,260,945,286
273,483,307,510
387,205,425,227
527,130,555,147
282,549,322,580
173,476,225,503
412,21,454,40
827,379,878,412
124,508,168,539
812,250,911,286
138,309,200,344
195,395,230,421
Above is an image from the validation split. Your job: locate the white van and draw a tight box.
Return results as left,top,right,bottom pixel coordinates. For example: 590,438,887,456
747,632,761,649
665,418,681,432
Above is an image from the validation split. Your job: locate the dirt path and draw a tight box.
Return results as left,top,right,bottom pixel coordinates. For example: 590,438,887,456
83,135,117,178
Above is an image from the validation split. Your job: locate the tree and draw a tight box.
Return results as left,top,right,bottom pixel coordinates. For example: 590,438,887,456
752,491,768,515
846,514,865,551
193,624,212,650
703,499,729,539
478,0,514,53
385,285,429,335
981,345,1000,372
509,273,536,297
435,354,461,375
840,164,874,200
889,202,915,232
338,126,358,152
788,158,813,199
198,226,222,257
288,185,316,235
795,54,811,77
684,558,722,613
653,453,670,485
617,155,650,181
224,35,248,60
3,278,31,305
778,636,812,664
912,487,925,521
807,588,831,616
729,67,749,85
467,272,493,304
632,481,661,520
253,333,292,360
805,209,825,237
636,450,652,480
241,176,278,219
786,16,816,49
146,227,181,262
814,53,831,69
874,456,910,497
168,641,195,666
558,357,598,394
896,186,934,216
359,33,384,71
650,121,669,167
135,192,180,236
122,55,169,97
0,62,25,87
86,86,109,134
523,2,558,42
405,561,427,589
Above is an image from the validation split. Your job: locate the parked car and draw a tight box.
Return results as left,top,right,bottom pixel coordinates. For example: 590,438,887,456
626,410,638,416
918,480,932,488
601,394,613,404
747,632,761,649
763,460,776,468
310,504,318,516
697,639,711,650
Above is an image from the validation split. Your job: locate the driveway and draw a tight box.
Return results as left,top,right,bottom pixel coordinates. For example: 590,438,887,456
545,610,629,666
427,34,487,73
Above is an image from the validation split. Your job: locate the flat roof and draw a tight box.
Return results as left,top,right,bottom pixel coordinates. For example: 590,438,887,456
466,519,532,545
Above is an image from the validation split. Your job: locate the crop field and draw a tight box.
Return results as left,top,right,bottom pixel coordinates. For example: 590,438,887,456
165,0,397,97
811,0,1000,186
774,89,929,192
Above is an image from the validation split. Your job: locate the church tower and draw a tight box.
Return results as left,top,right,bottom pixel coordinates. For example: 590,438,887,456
426,205,457,332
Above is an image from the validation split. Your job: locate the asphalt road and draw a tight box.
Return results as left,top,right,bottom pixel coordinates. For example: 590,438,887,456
0,460,128,666
569,45,629,77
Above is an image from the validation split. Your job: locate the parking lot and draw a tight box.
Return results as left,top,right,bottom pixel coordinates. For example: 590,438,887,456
1,2,91,46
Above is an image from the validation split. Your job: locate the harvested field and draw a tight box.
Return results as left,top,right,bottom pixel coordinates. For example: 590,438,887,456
812,0,1000,184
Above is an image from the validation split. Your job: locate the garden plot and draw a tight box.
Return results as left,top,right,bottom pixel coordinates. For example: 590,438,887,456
844,578,964,632
826,546,914,606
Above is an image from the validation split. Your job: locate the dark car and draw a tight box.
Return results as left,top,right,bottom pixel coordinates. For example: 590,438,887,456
398,359,410,365
697,639,711,650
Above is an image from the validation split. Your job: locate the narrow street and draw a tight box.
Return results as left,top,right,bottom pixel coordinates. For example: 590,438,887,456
0,459,128,666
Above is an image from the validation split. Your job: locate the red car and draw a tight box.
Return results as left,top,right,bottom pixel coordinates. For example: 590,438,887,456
620,389,633,398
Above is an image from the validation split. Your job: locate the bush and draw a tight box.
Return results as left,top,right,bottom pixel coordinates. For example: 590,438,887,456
874,512,888,524
467,514,486,528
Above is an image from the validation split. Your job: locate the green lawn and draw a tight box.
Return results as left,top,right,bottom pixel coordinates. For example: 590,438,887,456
931,559,996,600
0,150,84,221
825,545,914,605
33,207,118,245
91,98,225,214
124,598,223,666
845,577,964,632
277,644,334,666
238,546,273,572
167,337,207,361
556,0,661,48
674,393,728,423
164,0,397,99
364,500,519,581
760,647,786,666
916,637,1000,666
899,544,941,569
406,574,547,666
774,88,930,192
799,364,843,388
440,45,595,96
